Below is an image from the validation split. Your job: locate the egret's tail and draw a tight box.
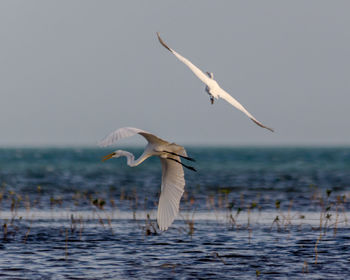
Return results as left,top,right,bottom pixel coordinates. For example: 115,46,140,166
167,158,197,172
163,150,196,162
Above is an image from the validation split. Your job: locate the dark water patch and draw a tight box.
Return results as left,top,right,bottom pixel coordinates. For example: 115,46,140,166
152,242,171,246
183,250,204,254
220,253,255,259
2,267,28,272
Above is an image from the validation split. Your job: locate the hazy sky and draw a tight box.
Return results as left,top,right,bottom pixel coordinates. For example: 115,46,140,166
1,1,349,146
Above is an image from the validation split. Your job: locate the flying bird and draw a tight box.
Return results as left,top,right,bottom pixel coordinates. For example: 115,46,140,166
99,127,196,231
157,32,274,132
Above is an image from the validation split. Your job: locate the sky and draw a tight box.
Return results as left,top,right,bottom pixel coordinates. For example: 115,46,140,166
0,1,349,147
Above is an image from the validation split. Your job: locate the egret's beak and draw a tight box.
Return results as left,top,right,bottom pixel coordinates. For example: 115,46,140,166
102,153,115,162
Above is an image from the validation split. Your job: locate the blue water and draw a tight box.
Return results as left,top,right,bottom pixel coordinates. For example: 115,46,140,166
0,147,349,279
1,147,349,210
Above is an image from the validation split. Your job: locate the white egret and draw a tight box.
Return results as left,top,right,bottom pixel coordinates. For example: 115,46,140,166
99,127,196,231
157,32,274,132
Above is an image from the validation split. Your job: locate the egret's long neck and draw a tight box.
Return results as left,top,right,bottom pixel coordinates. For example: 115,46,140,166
119,150,150,167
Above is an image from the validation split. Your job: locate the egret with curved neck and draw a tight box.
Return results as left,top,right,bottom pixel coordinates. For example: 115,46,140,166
102,150,150,167
99,127,196,231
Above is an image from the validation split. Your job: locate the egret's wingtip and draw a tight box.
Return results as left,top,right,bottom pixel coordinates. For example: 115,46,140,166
264,126,274,133
250,118,274,133
158,226,168,231
156,32,172,52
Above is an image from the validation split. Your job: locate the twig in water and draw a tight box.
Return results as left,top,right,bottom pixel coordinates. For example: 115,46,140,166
23,220,32,244
211,252,226,265
144,213,157,236
314,232,322,264
65,228,69,260
79,216,84,240
302,261,308,273
3,222,7,240
270,216,281,231
333,196,341,236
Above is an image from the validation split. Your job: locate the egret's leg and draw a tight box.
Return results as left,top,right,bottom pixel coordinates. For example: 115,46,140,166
163,151,196,162
167,158,197,172
210,96,214,104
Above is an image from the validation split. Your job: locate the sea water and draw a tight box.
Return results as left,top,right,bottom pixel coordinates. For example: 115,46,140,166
0,147,349,279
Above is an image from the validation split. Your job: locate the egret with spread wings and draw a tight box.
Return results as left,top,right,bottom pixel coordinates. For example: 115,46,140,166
99,127,196,231
157,32,274,132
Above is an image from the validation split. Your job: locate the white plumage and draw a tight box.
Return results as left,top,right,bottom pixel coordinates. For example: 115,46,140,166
157,32,274,132
99,127,195,231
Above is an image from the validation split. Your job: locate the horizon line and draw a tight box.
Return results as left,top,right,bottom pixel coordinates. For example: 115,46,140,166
0,143,349,149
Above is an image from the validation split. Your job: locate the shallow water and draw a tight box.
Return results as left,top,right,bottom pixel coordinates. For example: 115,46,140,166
0,147,349,279
1,212,349,279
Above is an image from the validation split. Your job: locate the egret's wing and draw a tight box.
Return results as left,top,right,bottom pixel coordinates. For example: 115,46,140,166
157,33,212,86
217,89,274,132
99,127,168,147
157,157,185,231
138,132,169,146
163,143,188,158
